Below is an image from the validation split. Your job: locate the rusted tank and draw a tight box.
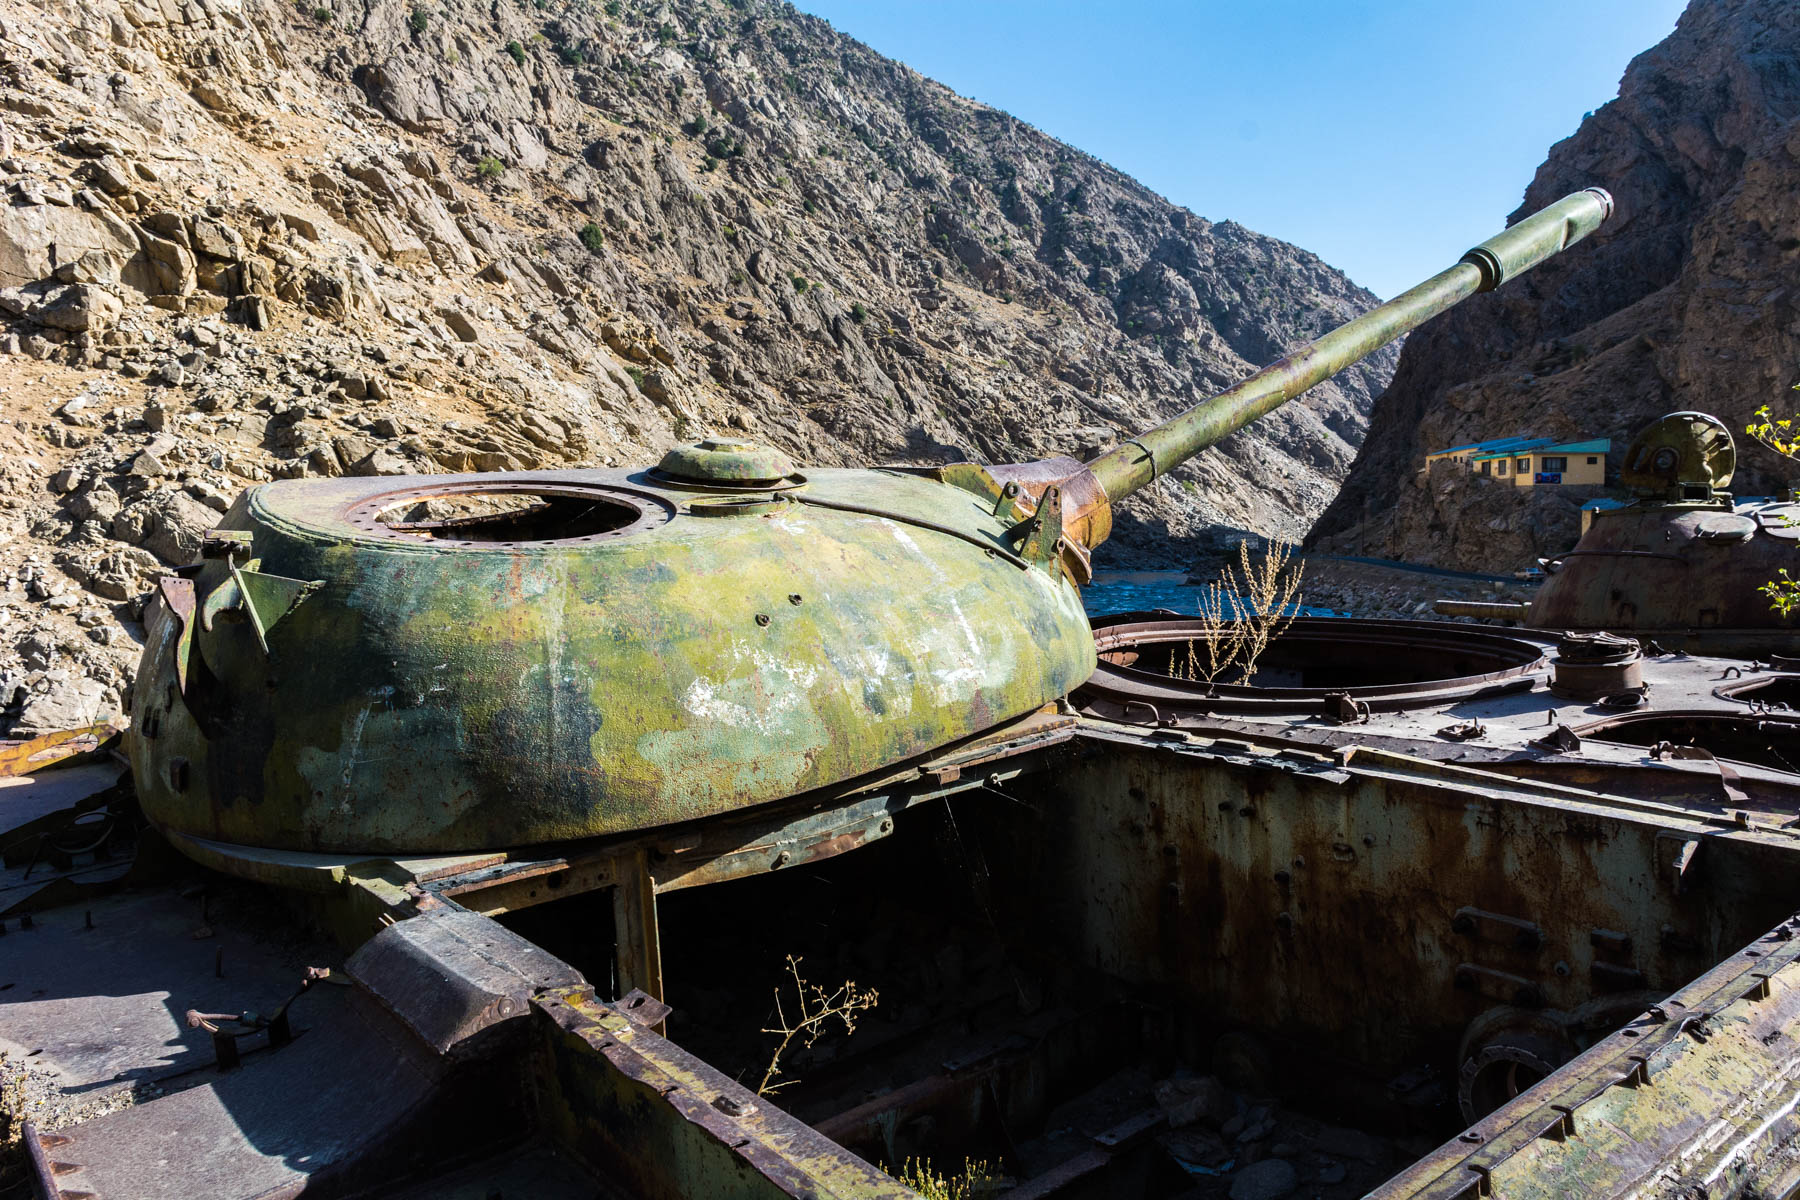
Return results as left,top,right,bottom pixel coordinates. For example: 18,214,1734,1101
124,189,1615,859
1437,411,1800,652
17,181,1800,1200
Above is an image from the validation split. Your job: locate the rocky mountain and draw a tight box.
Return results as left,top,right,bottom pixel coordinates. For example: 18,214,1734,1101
1309,0,1800,572
0,0,1394,733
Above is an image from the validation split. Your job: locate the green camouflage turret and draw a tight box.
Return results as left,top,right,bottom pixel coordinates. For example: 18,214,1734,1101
129,190,1613,857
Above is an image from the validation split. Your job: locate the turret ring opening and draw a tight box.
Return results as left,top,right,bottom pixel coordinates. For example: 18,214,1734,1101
343,481,675,547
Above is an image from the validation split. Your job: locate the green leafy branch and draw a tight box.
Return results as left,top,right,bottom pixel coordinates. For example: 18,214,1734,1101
1763,568,1799,619
1747,392,1800,617
1747,403,1798,458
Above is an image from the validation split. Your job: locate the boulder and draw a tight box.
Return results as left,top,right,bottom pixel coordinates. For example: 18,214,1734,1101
12,672,108,736
188,216,243,262
332,434,377,470
1154,1075,1232,1129
53,249,122,285
360,62,447,134
439,306,479,342
72,157,134,197
0,203,136,288
113,490,219,564
139,233,197,297
34,283,123,332
239,256,276,296
1228,1159,1298,1200
348,446,413,476
239,294,270,330
69,484,123,523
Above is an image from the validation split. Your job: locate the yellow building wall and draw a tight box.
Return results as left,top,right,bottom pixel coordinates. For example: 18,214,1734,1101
1442,447,1607,484
1472,457,1518,482
1509,453,1606,487
1468,453,1612,485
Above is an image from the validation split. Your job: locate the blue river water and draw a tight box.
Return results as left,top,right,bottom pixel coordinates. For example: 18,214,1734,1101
1080,571,1346,619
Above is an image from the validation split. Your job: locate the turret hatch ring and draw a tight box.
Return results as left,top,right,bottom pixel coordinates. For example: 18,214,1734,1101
343,481,676,548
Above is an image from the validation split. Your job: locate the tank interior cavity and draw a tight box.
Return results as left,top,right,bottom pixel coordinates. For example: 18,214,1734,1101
368,487,645,542
1085,617,1545,714
1577,711,1800,773
479,729,1800,1196
1715,673,1800,712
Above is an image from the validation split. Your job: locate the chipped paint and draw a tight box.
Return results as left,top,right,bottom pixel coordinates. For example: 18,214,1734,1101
129,466,1094,854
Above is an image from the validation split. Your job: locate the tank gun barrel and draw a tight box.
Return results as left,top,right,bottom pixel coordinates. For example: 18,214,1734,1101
1082,188,1614,509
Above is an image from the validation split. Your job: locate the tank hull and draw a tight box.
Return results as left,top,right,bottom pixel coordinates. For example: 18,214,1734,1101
1526,498,1800,646
127,467,1093,854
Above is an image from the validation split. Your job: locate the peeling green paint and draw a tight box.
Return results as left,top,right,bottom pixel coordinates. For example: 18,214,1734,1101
129,467,1093,854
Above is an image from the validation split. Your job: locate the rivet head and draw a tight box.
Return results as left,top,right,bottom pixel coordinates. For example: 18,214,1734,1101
713,1094,757,1117
755,613,771,627
788,593,803,605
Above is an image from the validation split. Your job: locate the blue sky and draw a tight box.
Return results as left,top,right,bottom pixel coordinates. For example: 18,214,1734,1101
793,0,1687,299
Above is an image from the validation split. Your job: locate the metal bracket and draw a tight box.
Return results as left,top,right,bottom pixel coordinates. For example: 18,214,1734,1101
199,560,323,656
616,988,673,1028
1648,742,1749,808
1006,483,1066,571
992,480,1021,518
1533,724,1582,753
200,528,253,560
156,576,198,694
186,966,333,1070
1322,691,1370,724
1658,833,1704,895
1452,907,1544,951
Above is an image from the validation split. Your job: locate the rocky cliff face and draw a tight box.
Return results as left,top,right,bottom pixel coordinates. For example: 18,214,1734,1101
1310,0,1800,572
0,0,1394,732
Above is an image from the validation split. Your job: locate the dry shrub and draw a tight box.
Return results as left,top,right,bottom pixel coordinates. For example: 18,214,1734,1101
1169,539,1306,690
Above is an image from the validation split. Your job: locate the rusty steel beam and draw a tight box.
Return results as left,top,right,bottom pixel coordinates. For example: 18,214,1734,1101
612,846,664,1010
533,986,915,1199
1373,914,1800,1199
0,722,120,778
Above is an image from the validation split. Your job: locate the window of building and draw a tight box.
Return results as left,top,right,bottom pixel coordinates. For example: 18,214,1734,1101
1479,460,1489,475
1541,456,1567,472
1495,460,1507,476
1587,456,1598,464
1515,458,1530,472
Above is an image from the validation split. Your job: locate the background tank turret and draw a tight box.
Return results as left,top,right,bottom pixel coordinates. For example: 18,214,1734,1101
1491,411,1798,654
126,190,1614,858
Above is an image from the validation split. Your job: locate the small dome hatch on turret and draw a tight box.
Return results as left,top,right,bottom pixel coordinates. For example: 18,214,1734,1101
1620,412,1735,500
653,438,802,489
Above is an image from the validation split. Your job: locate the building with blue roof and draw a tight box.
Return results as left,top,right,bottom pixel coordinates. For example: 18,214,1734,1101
1424,436,1610,487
